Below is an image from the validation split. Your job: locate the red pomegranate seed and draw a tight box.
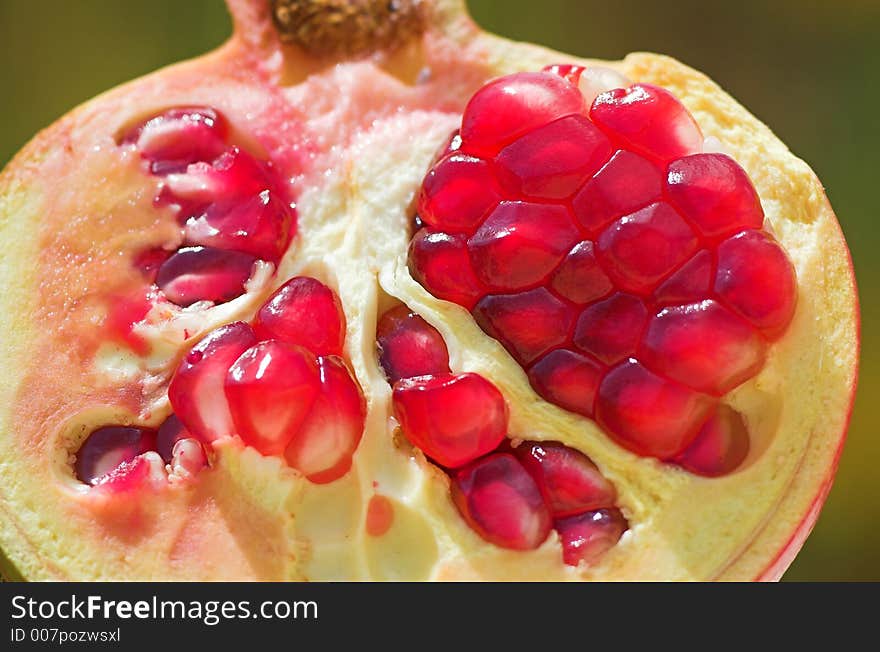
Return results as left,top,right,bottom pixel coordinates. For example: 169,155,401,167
460,72,586,157
162,148,273,211
417,154,501,233
451,453,552,550
527,349,603,418
652,249,714,306
91,454,166,492
542,63,585,85
168,321,258,442
155,246,257,307
225,340,321,456
392,373,508,468
715,230,797,339
550,241,613,305
573,293,648,364
376,305,450,383
674,405,750,477
556,508,627,567
156,414,196,464
285,356,365,483
254,277,346,356
468,202,579,291
595,359,715,458
473,288,577,365
590,84,702,163
639,300,767,396
124,106,228,174
408,229,485,309
495,115,612,199
596,201,698,295
666,153,764,239
104,288,154,355
74,426,157,485
572,149,662,235
513,441,616,517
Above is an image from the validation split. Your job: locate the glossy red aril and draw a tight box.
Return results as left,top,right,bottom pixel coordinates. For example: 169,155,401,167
573,293,647,364
376,305,450,383
550,241,613,305
514,441,616,517
169,321,258,442
156,246,257,307
225,340,321,456
74,426,157,485
451,453,552,550
674,405,750,476
556,508,627,567
527,349,603,418
653,249,713,306
408,230,484,309
392,373,507,468
254,277,346,356
124,106,228,174
417,154,500,233
284,356,365,483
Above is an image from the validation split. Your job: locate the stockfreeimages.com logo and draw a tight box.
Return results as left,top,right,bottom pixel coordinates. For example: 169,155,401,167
11,595,318,627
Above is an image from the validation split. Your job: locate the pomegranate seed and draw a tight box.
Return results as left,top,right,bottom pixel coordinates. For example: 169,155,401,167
162,148,273,210
527,349,603,418
124,106,228,174
168,321,257,442
652,249,714,306
550,241,613,305
169,438,209,477
590,84,702,163
473,288,576,365
573,293,648,364
468,202,579,291
667,153,764,239
156,414,197,464
285,356,365,483
392,373,508,468
674,405,750,477
92,453,167,492
715,230,797,339
451,453,552,550
556,508,627,567
418,154,501,233
572,149,662,234
495,115,612,199
225,340,321,456
640,300,767,396
376,305,450,383
596,359,715,458
156,246,257,307
542,63,586,85
408,229,485,309
74,426,157,485
513,441,616,517
254,277,346,356
596,201,698,295
460,72,586,157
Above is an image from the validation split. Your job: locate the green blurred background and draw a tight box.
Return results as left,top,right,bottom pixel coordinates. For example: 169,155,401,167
0,0,875,580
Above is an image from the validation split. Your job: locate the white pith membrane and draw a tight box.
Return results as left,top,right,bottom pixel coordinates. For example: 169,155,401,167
0,0,857,580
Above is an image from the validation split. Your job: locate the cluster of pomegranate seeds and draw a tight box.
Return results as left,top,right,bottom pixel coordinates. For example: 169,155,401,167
409,66,799,476
167,276,365,483
122,107,295,308
377,305,626,565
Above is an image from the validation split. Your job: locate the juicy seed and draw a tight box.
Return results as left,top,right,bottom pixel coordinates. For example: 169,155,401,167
168,321,258,443
156,414,195,463
417,154,501,233
451,453,552,550
495,115,612,199
556,508,627,567
596,359,715,459
285,356,366,484
468,202,579,291
460,72,586,157
376,305,450,383
124,107,228,174
573,293,648,364
74,426,157,485
639,300,766,395
674,405,750,476
225,340,321,456
542,63,586,85
155,246,257,307
652,249,713,306
667,153,764,239
254,277,346,356
590,84,702,162
392,373,508,468
550,241,613,305
527,349,604,418
514,441,616,517
408,229,485,309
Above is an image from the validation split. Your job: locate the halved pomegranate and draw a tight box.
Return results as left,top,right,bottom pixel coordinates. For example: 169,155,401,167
0,0,858,581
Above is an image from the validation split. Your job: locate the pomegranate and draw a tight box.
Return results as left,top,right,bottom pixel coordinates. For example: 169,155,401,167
0,0,858,581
